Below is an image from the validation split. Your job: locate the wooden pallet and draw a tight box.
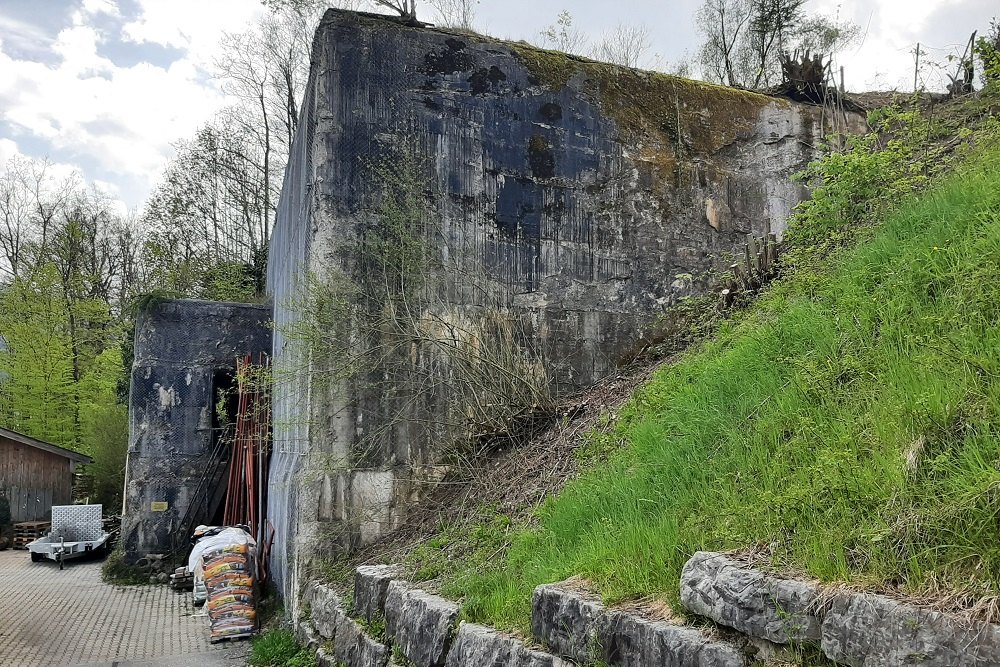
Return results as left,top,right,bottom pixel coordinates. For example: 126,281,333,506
12,521,50,549
209,632,255,644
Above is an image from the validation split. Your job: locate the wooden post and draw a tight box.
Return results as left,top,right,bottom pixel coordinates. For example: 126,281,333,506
732,262,749,291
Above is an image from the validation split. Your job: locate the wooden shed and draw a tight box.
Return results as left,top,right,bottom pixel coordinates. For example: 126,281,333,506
0,427,92,523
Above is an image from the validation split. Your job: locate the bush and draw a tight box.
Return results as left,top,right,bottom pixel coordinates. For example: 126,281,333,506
100,547,149,586
975,19,1000,86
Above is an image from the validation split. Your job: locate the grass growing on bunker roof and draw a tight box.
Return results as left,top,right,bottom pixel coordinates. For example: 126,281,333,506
434,110,1000,633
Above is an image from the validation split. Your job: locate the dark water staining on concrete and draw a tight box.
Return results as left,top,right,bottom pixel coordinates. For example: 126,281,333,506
527,134,556,179
423,38,474,74
468,65,507,95
538,102,563,123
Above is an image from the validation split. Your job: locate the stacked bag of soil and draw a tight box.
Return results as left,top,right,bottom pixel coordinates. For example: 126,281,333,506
190,525,258,642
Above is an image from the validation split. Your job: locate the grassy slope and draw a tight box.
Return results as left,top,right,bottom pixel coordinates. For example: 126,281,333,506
440,111,1000,632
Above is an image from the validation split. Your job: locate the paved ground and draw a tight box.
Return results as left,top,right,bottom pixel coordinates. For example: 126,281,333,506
0,549,249,667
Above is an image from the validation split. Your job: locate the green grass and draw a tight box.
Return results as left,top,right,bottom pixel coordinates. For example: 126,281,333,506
441,120,1000,632
248,628,316,667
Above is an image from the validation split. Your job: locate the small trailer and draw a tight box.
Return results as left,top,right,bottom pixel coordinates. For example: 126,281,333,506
27,504,110,569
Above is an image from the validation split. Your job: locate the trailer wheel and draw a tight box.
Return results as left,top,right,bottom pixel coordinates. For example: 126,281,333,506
58,553,64,570
30,552,42,563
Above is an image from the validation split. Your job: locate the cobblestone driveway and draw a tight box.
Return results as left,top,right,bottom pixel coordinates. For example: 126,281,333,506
0,549,248,666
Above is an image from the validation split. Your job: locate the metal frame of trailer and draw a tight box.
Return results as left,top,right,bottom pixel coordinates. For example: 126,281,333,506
27,504,110,569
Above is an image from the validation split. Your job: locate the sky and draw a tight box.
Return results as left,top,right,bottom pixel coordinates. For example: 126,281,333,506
0,0,996,213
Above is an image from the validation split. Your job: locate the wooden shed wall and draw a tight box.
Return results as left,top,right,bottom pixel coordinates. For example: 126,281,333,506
0,436,74,522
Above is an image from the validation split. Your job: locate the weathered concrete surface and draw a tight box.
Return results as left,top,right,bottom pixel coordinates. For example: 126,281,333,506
445,623,569,667
384,581,460,667
266,8,865,603
355,564,401,622
533,581,743,666
821,592,1000,667
121,299,271,562
680,551,823,645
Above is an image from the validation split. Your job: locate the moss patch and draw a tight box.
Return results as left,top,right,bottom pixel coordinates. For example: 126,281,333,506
507,42,775,157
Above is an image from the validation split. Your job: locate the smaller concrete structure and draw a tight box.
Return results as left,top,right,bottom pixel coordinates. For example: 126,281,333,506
0,427,92,522
120,299,271,563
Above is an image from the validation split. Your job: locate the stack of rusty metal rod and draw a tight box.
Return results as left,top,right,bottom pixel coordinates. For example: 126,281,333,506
223,353,272,545
719,233,780,310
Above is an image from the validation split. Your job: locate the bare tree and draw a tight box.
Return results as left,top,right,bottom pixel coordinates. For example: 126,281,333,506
697,0,847,89
427,0,477,30
796,14,861,55
697,0,753,86
745,0,805,88
0,157,79,281
594,24,651,69
539,10,588,55
371,0,417,19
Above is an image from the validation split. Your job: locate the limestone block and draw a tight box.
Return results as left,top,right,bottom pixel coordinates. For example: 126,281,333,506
384,581,460,667
355,564,401,621
531,582,606,662
296,619,321,652
821,592,1000,667
445,622,570,667
601,611,745,667
679,552,822,645
334,610,391,667
532,581,745,666
317,645,336,667
309,581,344,640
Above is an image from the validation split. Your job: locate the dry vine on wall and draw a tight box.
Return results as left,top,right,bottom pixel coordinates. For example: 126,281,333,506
279,146,554,482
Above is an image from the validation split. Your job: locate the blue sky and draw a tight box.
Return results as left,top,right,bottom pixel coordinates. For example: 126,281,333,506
0,0,996,212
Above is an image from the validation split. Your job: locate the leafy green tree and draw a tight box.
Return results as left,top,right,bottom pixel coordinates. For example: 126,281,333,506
82,401,128,512
0,265,78,447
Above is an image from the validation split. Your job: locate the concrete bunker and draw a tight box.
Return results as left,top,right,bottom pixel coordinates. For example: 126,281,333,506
262,8,866,605
120,298,271,563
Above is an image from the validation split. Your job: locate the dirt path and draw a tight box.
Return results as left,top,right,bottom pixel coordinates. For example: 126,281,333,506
0,549,248,667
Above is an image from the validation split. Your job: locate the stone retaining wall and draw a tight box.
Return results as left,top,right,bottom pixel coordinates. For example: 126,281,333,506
680,551,1000,666
297,555,1000,667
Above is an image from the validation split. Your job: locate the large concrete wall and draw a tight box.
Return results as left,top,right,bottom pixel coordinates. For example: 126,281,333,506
266,9,863,603
121,299,271,562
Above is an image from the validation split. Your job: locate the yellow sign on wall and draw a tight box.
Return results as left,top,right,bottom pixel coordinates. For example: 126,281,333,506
150,501,169,512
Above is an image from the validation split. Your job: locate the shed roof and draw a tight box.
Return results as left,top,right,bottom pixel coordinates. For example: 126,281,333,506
0,427,93,464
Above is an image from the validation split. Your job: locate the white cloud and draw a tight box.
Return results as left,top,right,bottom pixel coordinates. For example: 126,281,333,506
0,13,55,54
0,138,18,166
122,0,264,63
81,0,121,17
0,0,268,207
